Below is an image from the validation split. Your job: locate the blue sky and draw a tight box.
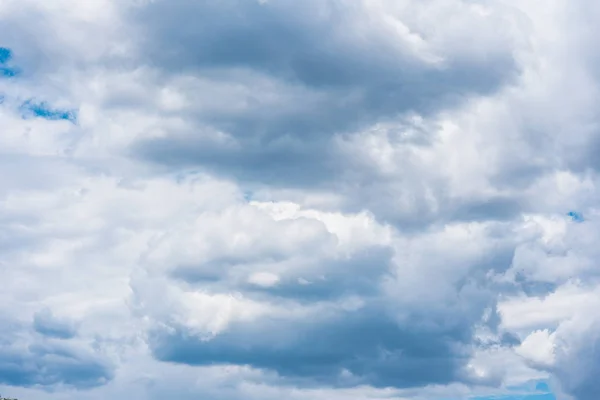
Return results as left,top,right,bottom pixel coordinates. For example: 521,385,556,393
0,46,19,77
19,99,77,123
1,1,600,399
473,396,555,400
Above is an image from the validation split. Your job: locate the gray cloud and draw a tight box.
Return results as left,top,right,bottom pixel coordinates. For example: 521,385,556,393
133,202,518,390
131,0,520,202
132,0,516,92
149,303,471,389
33,309,78,340
0,319,112,389
553,320,600,400
172,246,394,302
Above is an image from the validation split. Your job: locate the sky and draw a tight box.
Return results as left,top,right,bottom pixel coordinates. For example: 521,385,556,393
0,0,599,399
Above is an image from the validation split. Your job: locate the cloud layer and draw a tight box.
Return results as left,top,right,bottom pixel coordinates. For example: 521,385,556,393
1,0,600,399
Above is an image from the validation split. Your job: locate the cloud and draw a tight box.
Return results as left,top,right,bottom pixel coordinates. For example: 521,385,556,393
33,309,78,340
0,316,112,389
131,0,518,92
2,0,600,399
148,305,467,388
130,201,521,389
0,342,112,389
130,0,522,199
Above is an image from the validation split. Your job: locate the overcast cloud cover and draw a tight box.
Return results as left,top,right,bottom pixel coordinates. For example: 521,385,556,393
1,0,600,399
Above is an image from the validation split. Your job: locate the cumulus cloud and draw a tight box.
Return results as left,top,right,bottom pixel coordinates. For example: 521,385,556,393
130,0,523,197
1,0,600,399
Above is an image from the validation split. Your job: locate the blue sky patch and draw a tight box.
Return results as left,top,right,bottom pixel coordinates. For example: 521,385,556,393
0,66,19,77
20,100,78,123
568,211,584,223
469,394,555,400
469,380,555,400
535,382,550,392
0,47,12,64
0,47,19,78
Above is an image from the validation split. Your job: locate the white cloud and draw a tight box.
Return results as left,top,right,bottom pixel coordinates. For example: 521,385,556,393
516,330,556,368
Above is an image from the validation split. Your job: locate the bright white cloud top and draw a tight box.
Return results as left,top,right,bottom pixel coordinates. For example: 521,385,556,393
0,1,598,399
